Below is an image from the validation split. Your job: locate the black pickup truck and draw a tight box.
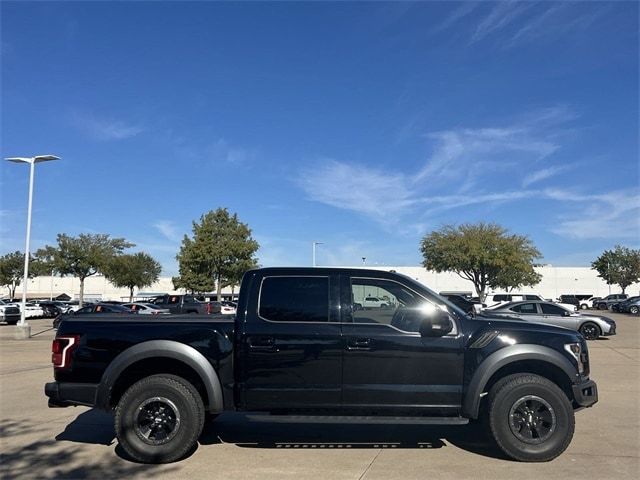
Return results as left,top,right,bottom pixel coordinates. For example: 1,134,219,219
45,267,597,464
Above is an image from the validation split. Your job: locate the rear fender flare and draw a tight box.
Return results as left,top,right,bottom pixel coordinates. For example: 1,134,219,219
95,340,223,412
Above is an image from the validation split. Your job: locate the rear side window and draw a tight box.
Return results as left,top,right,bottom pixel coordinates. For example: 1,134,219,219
524,295,541,301
259,276,329,322
511,303,538,314
493,294,510,302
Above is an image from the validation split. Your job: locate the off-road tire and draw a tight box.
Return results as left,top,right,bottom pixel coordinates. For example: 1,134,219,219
579,322,601,340
487,373,574,462
115,374,205,463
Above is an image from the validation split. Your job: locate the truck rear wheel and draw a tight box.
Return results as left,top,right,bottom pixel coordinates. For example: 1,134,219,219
115,374,205,463
487,374,574,462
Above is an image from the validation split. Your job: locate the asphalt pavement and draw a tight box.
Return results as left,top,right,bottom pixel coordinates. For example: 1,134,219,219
1,313,638,479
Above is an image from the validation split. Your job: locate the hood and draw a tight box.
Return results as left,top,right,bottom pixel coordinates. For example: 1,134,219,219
473,313,580,338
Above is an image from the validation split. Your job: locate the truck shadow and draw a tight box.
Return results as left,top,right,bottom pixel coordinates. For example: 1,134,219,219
200,413,509,460
54,409,509,462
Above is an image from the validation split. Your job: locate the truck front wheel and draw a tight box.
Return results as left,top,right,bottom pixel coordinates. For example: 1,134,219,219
487,374,574,462
115,374,205,463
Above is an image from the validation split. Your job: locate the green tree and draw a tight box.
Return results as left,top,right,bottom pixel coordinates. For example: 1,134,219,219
104,252,162,302
36,234,133,306
0,251,48,299
591,245,640,294
420,222,542,301
221,258,259,298
174,208,259,299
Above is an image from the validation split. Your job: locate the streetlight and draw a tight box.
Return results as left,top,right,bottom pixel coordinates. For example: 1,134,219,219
5,154,60,338
312,241,324,267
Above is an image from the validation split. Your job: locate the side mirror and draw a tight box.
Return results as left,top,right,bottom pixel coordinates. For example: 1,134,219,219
420,308,454,337
563,310,571,317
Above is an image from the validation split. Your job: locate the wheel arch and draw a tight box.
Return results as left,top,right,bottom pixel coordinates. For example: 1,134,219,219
463,345,578,419
96,340,224,413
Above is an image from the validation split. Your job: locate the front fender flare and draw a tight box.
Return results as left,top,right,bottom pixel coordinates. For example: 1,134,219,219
95,340,224,413
462,344,578,418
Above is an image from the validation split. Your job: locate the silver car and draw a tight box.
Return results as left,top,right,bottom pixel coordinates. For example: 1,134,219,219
486,300,616,340
122,303,171,315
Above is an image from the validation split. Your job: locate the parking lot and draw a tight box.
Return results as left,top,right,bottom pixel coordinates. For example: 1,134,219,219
1,313,638,480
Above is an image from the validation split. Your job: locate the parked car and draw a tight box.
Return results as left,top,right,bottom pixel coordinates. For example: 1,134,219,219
440,294,483,315
39,300,73,315
486,300,616,340
0,300,21,325
53,303,136,328
123,303,171,315
579,297,601,310
219,301,237,315
37,302,63,318
47,267,598,464
558,295,593,308
615,296,640,315
361,296,388,308
150,294,221,314
595,294,628,310
484,293,577,312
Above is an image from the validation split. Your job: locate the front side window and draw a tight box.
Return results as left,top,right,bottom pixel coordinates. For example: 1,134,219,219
259,276,329,322
541,303,567,315
351,277,440,333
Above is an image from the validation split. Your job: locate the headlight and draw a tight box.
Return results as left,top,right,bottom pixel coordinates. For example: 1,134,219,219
565,342,584,374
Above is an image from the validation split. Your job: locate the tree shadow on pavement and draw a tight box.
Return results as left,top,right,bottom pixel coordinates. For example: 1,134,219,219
0,418,179,479
55,409,116,445
199,413,510,460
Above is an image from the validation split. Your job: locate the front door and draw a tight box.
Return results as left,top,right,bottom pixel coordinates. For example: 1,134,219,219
342,275,465,413
238,274,343,411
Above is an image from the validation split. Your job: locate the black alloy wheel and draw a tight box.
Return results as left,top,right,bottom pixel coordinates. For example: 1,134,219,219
115,374,204,463
508,395,556,444
579,322,601,340
487,373,574,462
135,397,181,445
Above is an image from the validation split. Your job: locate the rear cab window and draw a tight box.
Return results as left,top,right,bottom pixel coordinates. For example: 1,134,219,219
259,276,330,322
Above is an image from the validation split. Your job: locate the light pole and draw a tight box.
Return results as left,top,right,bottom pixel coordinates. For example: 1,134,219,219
5,155,60,338
312,241,324,267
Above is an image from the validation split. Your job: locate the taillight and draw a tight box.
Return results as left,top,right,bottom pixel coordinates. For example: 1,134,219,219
206,303,211,314
52,335,80,369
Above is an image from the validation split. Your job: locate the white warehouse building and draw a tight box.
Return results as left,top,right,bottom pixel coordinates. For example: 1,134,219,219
3,265,638,302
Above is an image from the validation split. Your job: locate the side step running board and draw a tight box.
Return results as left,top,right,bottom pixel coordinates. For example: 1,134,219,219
246,414,469,425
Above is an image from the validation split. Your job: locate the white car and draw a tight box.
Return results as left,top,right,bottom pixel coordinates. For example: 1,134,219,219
579,297,600,310
220,301,237,315
362,296,388,308
484,293,577,312
123,303,170,315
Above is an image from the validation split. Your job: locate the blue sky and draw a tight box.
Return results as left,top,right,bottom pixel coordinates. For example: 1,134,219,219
1,1,638,275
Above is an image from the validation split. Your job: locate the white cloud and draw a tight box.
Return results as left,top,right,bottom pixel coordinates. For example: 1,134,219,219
153,220,181,243
470,1,532,44
522,164,573,187
549,189,640,240
71,111,144,141
296,159,415,223
431,2,479,34
206,139,255,165
295,106,637,242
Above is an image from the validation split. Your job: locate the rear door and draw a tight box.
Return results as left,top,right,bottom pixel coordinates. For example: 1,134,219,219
238,273,343,410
